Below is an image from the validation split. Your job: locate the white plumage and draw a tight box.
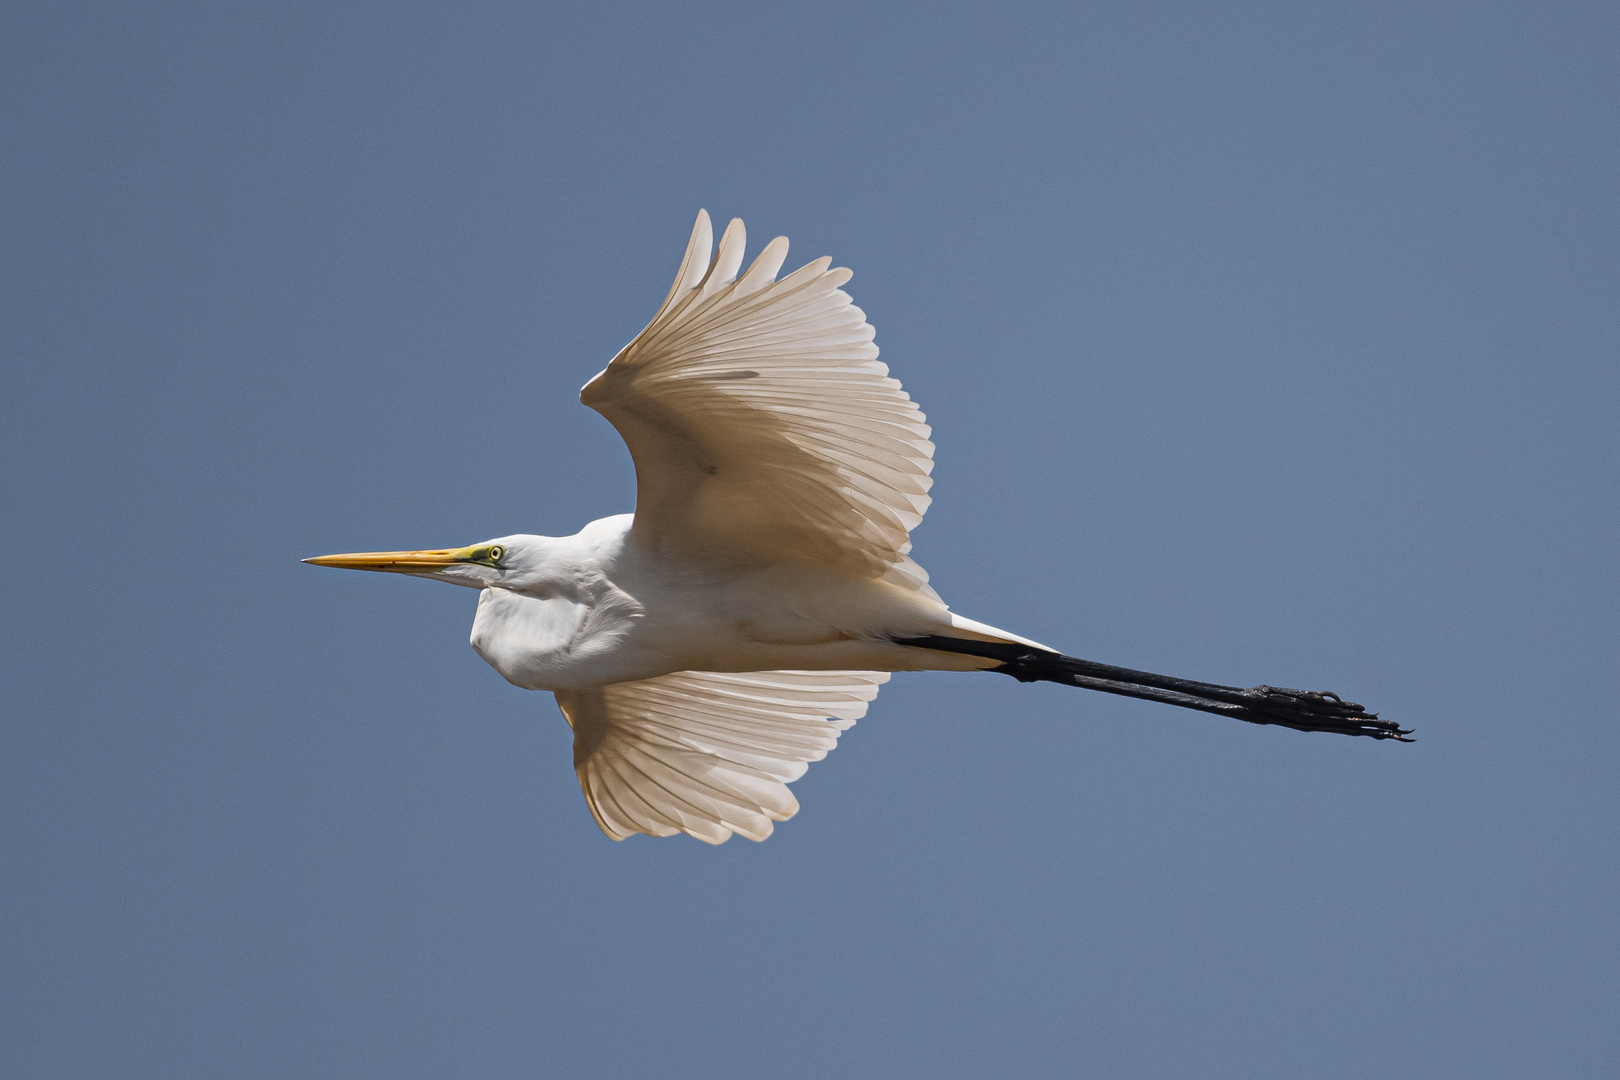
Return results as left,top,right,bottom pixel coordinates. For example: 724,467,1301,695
307,210,1404,844
558,669,887,843
582,213,936,584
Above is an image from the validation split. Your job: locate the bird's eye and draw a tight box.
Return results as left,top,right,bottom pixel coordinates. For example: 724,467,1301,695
487,546,505,564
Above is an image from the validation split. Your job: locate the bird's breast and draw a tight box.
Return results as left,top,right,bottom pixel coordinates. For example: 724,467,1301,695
468,584,656,691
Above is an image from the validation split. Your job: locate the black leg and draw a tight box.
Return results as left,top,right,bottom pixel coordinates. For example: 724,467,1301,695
894,635,1412,741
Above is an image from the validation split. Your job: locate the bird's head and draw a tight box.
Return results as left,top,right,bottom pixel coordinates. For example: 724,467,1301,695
303,535,540,590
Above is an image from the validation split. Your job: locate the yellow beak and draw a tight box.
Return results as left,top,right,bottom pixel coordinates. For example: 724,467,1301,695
302,547,474,573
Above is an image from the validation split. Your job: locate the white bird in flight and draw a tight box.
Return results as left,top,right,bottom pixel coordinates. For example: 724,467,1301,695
307,211,1408,844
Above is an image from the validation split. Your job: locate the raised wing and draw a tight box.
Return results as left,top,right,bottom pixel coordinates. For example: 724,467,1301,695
554,669,888,843
581,211,935,579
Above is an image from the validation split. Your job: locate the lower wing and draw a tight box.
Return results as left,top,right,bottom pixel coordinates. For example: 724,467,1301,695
554,669,888,843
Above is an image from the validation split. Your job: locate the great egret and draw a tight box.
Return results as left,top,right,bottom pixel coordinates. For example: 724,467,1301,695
307,211,1408,844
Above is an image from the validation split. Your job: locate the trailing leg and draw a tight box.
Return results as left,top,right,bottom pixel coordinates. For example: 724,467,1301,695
894,635,1411,741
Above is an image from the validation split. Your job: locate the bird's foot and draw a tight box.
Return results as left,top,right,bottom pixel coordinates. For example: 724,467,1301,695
1239,685,1413,741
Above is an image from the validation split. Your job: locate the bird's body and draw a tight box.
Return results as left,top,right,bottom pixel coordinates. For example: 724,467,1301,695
309,210,1406,844
463,515,1016,693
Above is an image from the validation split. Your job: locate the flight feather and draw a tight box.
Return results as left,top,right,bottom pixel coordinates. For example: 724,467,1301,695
581,210,936,579
555,669,888,843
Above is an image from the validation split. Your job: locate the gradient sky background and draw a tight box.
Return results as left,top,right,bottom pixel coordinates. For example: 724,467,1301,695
4,3,1617,1077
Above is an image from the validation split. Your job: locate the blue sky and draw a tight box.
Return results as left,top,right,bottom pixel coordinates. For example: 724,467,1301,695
3,3,1617,1076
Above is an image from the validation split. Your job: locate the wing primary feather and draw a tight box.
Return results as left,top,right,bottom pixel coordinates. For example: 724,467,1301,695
654,209,714,321
697,217,747,298
735,235,790,297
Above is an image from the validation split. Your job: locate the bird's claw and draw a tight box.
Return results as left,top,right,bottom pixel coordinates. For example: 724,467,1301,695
1246,685,1413,741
